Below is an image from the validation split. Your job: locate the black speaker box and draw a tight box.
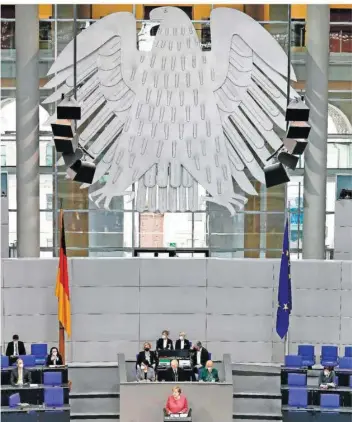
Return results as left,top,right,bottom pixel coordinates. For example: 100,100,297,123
57,97,81,120
264,163,290,189
278,151,299,170
286,121,311,139
54,137,75,154
283,138,308,155
68,160,96,184
51,120,74,138
286,99,310,122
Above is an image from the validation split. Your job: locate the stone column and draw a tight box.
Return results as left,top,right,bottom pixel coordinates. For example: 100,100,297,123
303,5,330,259
16,5,40,257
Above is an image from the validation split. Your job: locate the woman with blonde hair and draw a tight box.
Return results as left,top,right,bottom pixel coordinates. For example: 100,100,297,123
165,386,189,415
136,341,157,369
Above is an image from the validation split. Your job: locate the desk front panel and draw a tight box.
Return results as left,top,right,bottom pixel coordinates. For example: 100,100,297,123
1,385,70,406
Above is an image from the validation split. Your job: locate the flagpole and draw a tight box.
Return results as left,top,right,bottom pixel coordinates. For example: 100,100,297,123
58,203,66,365
284,205,291,357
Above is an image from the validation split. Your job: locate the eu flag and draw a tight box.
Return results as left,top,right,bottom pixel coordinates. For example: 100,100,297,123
276,219,292,339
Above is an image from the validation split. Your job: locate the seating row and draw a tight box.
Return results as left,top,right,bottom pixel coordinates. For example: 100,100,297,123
8,386,65,408
285,355,352,369
288,388,346,409
286,373,352,387
2,354,41,368
286,345,352,368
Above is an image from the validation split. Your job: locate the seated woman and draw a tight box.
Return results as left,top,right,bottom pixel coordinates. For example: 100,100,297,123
136,342,157,369
199,360,219,383
46,347,63,366
165,386,188,416
136,359,155,382
10,358,32,386
319,366,336,389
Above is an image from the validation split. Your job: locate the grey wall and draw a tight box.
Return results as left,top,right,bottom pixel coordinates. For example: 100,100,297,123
1,258,352,363
1,198,9,258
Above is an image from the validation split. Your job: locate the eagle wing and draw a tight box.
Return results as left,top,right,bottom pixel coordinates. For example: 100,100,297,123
208,8,300,196
43,12,145,188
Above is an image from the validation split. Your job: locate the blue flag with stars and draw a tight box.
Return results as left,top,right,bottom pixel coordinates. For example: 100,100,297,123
276,219,292,339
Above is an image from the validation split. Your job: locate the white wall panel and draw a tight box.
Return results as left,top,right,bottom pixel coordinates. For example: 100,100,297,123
290,316,340,343
70,286,140,314
207,341,273,363
293,289,341,317
71,340,139,362
291,260,341,289
341,262,352,290
3,315,58,343
341,318,352,344
3,287,57,315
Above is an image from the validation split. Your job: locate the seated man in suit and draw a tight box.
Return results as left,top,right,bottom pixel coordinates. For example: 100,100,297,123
156,330,173,351
191,341,209,379
164,359,189,382
175,332,191,350
199,360,219,382
11,358,32,386
136,342,157,369
6,334,26,365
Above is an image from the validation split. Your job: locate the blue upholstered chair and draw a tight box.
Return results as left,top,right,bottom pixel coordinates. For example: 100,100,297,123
321,346,338,367
285,355,303,368
1,355,9,368
320,393,340,409
44,371,62,386
298,345,315,367
9,393,20,408
288,388,308,408
349,375,352,388
288,373,307,387
12,354,36,367
345,346,352,358
208,352,212,361
31,343,48,365
44,387,64,407
338,357,352,369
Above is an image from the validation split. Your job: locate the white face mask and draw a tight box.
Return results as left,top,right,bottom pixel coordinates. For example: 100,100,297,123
324,370,329,376
162,335,166,340
179,336,184,340
207,367,212,372
18,363,23,369
52,350,58,356
141,365,146,370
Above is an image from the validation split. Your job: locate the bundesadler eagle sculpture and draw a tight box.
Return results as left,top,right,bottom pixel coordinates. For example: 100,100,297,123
44,6,299,214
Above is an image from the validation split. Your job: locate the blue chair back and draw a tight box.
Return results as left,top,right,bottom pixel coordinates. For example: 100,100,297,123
349,376,352,388
321,346,338,359
1,355,9,368
285,355,303,368
21,355,36,367
345,346,352,358
31,343,48,357
320,394,340,408
288,388,308,407
298,345,314,358
189,342,192,347
288,373,307,386
44,387,64,407
9,393,20,408
208,352,212,361
338,357,352,369
44,371,62,386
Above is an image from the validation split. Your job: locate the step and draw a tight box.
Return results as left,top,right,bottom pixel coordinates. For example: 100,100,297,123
233,412,282,420
233,396,282,415
233,373,281,395
70,397,119,414
70,413,119,420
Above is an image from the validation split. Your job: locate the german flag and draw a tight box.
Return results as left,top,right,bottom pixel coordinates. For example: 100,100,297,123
55,209,71,338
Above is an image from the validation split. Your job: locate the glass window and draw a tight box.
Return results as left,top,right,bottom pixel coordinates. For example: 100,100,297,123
46,193,53,220
46,143,53,166
1,144,6,166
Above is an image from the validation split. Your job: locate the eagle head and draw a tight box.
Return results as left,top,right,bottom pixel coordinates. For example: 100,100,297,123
150,6,191,24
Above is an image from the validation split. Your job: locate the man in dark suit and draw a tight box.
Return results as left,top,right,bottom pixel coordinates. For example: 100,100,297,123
156,330,173,351
175,332,191,350
10,358,32,386
191,341,209,379
136,342,157,369
163,359,189,382
6,334,26,365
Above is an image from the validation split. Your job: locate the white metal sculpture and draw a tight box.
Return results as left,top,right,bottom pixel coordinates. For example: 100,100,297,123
44,7,299,214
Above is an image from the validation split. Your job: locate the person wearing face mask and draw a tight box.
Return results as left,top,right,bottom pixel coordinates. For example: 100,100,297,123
136,359,156,382
175,332,191,350
319,366,336,389
191,341,209,377
46,347,64,366
136,342,157,369
156,330,173,351
6,334,26,365
10,358,32,386
165,386,189,416
199,360,219,382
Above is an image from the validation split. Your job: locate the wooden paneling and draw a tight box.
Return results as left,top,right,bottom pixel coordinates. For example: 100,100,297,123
244,182,261,258
39,5,52,19
92,4,133,19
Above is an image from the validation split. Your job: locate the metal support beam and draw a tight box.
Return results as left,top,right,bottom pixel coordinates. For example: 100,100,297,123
16,5,40,257
303,5,330,259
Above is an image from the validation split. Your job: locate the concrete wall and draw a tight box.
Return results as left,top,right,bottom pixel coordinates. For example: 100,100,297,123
1,258,352,363
1,197,9,258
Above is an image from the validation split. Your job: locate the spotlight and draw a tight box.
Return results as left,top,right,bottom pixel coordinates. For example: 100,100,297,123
286,121,311,139
277,151,299,171
67,159,96,184
57,96,81,120
264,162,290,189
286,98,310,122
51,119,77,154
283,138,308,155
